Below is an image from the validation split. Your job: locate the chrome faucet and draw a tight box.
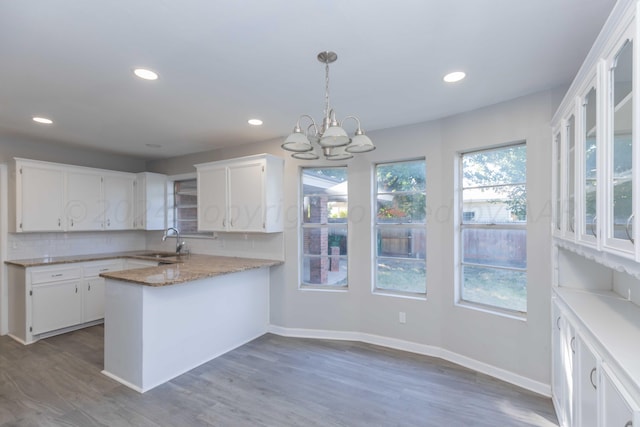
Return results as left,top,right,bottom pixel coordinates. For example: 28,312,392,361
162,227,185,255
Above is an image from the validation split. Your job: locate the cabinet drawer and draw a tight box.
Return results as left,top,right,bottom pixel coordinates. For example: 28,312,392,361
84,261,123,277
31,267,82,284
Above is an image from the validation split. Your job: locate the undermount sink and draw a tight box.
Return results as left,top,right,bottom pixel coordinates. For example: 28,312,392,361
140,252,178,258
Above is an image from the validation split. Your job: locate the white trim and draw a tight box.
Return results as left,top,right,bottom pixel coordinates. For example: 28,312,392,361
101,370,144,393
267,325,551,397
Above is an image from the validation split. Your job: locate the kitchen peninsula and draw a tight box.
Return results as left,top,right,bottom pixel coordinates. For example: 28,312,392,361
6,252,281,393
99,254,281,393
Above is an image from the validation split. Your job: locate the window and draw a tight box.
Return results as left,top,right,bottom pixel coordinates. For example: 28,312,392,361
301,167,348,287
374,159,426,294
459,143,527,313
168,176,204,235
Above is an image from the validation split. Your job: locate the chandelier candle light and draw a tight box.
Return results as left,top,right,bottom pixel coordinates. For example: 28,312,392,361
282,51,375,160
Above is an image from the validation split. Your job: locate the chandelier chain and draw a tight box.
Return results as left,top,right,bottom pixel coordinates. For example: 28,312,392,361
324,61,331,125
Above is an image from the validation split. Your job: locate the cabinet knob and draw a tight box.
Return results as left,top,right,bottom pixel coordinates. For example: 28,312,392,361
570,336,575,354
556,316,561,330
589,367,597,389
625,422,632,427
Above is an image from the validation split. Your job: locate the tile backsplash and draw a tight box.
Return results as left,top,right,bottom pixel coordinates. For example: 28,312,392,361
8,231,146,260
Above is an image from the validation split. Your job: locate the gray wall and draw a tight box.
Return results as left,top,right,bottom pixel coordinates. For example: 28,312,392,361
147,88,558,389
0,131,146,172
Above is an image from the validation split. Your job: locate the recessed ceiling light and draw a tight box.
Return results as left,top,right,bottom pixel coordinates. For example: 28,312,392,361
133,68,159,80
443,71,466,83
32,117,53,124
248,119,263,126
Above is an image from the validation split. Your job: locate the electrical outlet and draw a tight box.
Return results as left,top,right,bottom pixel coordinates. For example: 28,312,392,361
399,312,406,324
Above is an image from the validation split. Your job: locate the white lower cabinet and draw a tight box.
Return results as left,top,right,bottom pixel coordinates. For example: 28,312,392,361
32,279,83,335
552,292,640,427
82,260,123,322
601,364,638,427
83,277,105,323
576,336,598,427
6,258,157,344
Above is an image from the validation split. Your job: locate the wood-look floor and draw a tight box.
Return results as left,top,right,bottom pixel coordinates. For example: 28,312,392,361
0,326,558,426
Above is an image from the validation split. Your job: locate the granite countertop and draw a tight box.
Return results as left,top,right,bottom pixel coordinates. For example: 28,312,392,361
4,250,178,267
5,251,282,287
100,254,282,287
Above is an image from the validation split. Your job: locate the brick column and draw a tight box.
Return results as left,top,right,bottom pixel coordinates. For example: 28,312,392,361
309,196,328,284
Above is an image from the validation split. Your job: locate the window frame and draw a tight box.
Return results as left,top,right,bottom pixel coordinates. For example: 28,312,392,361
167,173,211,238
299,166,349,290
456,142,527,318
373,158,427,297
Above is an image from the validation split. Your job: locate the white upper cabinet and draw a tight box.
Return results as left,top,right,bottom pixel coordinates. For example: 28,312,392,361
552,6,640,261
15,160,64,232
196,154,284,233
576,78,600,247
134,172,167,230
604,33,635,257
13,158,138,232
66,168,103,231
103,172,135,230
197,165,227,231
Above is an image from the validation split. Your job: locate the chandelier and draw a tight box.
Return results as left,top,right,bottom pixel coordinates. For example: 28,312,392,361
282,51,375,160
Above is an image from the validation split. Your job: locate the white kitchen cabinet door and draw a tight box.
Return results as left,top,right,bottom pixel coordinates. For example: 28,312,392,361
559,314,577,427
576,336,599,427
83,277,105,322
103,173,135,230
32,280,83,335
197,165,228,231
135,172,166,230
603,32,635,258
601,364,638,427
18,161,64,232
66,168,103,231
552,301,566,419
228,161,264,231
196,154,283,233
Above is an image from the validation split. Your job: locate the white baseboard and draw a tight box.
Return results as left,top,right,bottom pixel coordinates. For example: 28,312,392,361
101,370,144,393
267,325,551,397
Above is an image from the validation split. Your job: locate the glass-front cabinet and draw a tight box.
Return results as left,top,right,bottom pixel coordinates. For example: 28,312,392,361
577,81,599,247
554,19,638,260
604,35,635,256
566,114,577,239
553,129,563,236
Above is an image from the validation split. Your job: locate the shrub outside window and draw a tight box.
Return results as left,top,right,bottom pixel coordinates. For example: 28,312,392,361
301,167,348,287
374,159,426,294
459,143,527,314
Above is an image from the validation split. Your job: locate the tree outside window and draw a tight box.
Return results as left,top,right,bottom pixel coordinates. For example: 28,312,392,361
460,143,527,313
374,159,427,294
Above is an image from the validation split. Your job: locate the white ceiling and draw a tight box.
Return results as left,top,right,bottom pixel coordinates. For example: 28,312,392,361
0,0,617,160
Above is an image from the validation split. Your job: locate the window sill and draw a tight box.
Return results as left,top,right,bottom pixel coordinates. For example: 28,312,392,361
373,290,427,301
299,285,348,292
455,300,527,321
